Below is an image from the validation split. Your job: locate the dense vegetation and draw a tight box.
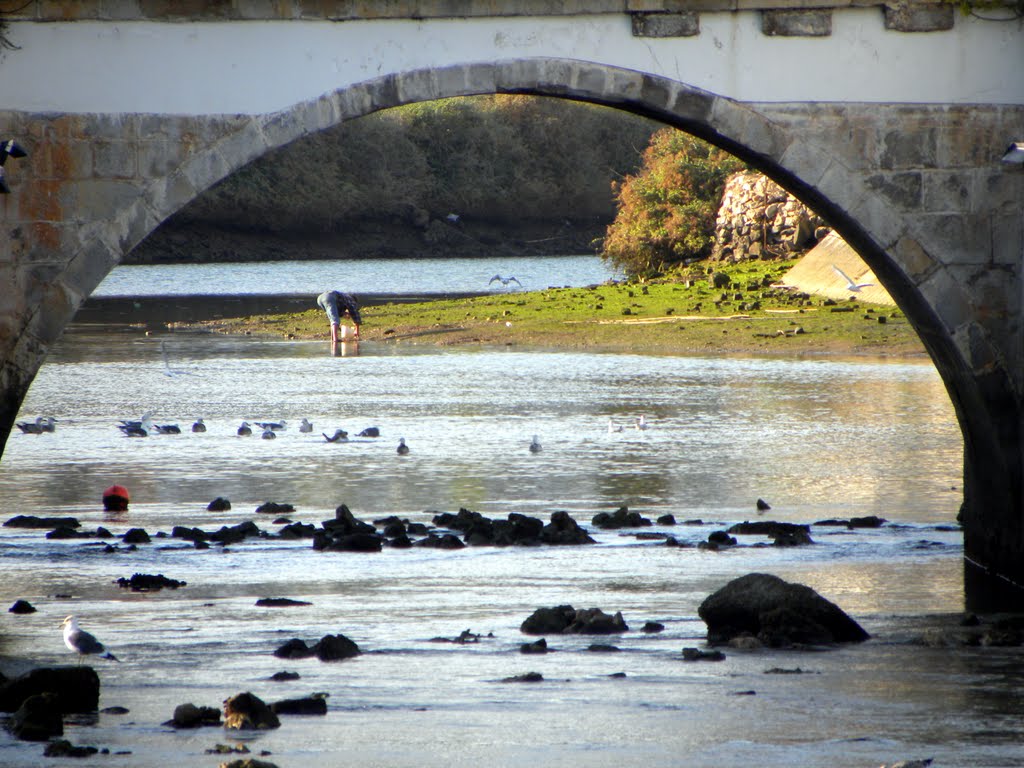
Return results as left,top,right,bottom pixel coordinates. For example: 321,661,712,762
133,96,662,263
601,129,744,278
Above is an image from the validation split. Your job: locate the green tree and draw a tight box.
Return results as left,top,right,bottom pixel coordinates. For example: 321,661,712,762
601,129,743,277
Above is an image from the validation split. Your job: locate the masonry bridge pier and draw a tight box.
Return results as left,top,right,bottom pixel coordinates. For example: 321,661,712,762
0,1,1021,607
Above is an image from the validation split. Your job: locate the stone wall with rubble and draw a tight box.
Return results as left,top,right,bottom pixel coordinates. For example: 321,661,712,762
711,170,832,262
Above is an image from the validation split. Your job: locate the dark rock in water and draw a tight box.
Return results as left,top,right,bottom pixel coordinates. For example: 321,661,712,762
540,510,595,545
9,693,63,740
591,506,652,529
164,702,222,728
521,605,628,635
313,531,384,552
8,599,36,614
701,530,737,549
501,672,544,683
728,520,814,546
4,515,80,529
274,639,315,659
656,514,677,525
278,521,317,539
210,520,262,545
385,533,413,548
0,666,100,714
328,504,376,535
222,692,280,730
756,498,771,511
116,573,186,591
698,573,870,647
641,621,665,633
848,515,887,529
101,705,129,714
207,497,231,512
44,739,100,757
47,526,112,539
271,695,328,715
255,597,312,607
430,629,485,644
315,634,361,661
413,533,465,549
256,501,294,515
682,647,726,662
406,522,430,535
270,671,300,682
122,528,151,544
587,643,621,652
520,638,548,654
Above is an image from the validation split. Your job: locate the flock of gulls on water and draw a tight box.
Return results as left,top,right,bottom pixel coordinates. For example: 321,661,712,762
18,412,654,455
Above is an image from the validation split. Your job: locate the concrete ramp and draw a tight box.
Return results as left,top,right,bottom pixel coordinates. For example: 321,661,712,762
781,231,895,306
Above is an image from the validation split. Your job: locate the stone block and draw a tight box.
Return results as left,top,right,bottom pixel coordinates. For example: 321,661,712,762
396,68,441,105
919,266,971,333
144,170,198,221
988,211,1022,267
631,12,699,38
864,172,922,211
850,187,908,250
880,126,938,170
884,3,954,32
62,240,119,299
762,10,832,36
710,100,790,162
334,83,377,121
210,122,270,176
180,148,232,196
914,213,992,266
778,137,836,188
666,84,714,126
892,235,937,280
93,141,137,180
79,114,139,141
921,170,975,213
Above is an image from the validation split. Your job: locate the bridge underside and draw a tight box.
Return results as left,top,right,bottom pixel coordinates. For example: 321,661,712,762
0,60,1021,606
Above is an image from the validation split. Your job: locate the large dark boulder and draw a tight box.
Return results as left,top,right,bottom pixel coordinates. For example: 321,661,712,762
591,506,651,529
521,605,628,635
164,702,222,728
0,666,100,713
540,511,595,545
315,634,361,661
4,515,79,529
222,692,280,730
271,695,328,715
8,693,63,740
698,573,870,647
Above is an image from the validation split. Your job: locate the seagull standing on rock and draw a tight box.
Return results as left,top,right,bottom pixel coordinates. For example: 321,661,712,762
61,616,119,663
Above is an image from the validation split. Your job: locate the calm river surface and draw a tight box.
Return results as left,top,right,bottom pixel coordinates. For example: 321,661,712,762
1,271,1022,767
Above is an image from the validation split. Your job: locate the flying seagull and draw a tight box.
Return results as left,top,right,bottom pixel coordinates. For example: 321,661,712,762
831,264,874,293
61,616,119,663
489,275,522,288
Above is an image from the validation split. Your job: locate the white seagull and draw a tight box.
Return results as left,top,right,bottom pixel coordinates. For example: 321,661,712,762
634,415,649,431
298,418,313,433
16,416,56,434
61,616,119,663
489,274,522,288
529,435,542,453
118,413,153,437
607,419,624,434
831,264,874,293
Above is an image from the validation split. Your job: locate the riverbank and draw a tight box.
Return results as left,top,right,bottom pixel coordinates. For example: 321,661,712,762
182,259,927,358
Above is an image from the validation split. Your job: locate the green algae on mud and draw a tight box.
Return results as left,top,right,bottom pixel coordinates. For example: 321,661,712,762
188,259,927,358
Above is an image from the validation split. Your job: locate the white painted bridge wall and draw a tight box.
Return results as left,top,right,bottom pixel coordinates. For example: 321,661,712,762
2,11,1022,116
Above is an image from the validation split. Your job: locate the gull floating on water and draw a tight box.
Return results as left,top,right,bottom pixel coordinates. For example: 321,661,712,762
16,416,56,434
261,428,277,440
529,435,542,453
489,274,522,288
61,615,118,663
607,419,624,434
191,418,206,433
154,423,181,435
831,264,874,293
255,420,287,432
323,429,348,443
397,438,410,455
237,421,252,437
118,413,153,438
357,427,380,438
298,418,313,433
634,415,649,431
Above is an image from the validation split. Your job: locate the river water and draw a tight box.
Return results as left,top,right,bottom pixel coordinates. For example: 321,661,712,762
1,261,1022,768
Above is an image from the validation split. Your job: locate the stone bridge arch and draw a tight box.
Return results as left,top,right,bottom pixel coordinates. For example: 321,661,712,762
2,58,1021,604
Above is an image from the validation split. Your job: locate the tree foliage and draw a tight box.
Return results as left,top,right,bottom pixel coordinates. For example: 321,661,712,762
176,95,659,235
600,129,743,277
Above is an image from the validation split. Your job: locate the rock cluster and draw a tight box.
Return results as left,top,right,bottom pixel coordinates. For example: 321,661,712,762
711,170,830,263
521,606,629,635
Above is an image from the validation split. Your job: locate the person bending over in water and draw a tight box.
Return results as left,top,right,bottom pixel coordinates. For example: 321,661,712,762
317,290,362,344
